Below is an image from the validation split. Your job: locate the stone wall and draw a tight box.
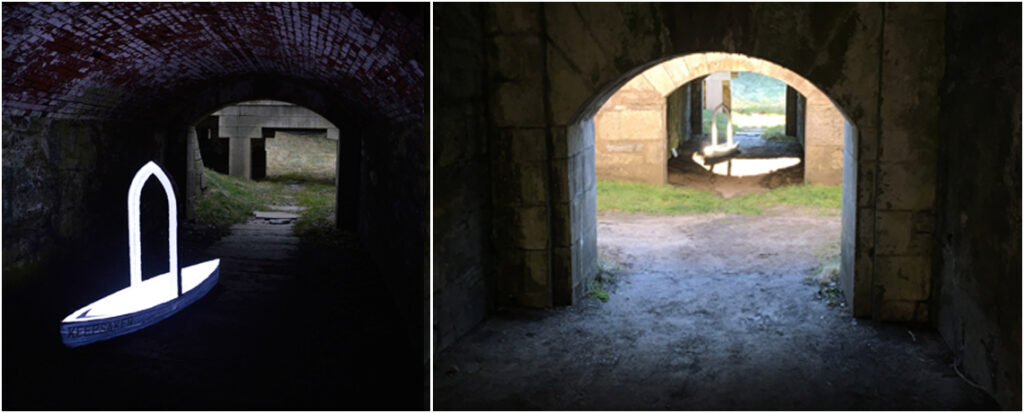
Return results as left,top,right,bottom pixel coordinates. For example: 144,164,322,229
215,100,340,141
870,4,945,321
593,72,667,184
433,3,491,350
484,4,557,308
933,3,1021,409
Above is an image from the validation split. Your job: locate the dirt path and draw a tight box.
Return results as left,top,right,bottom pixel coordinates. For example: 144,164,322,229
433,211,998,410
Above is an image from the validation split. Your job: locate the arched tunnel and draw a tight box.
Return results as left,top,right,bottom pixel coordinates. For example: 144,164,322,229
433,3,1020,410
3,3,426,409
3,2,1021,411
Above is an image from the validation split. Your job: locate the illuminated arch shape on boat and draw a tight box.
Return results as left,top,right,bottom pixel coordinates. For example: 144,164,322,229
60,161,219,347
128,161,180,293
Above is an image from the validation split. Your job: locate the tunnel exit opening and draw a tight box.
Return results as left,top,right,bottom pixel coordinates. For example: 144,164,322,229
185,100,343,238
569,52,860,315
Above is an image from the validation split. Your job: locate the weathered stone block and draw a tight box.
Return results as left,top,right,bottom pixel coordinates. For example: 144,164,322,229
874,299,918,321
489,35,543,81
876,162,937,210
548,46,596,125
484,3,540,34
641,64,675,96
544,3,606,89
875,210,912,254
875,255,931,301
509,128,548,162
491,80,546,127
551,202,572,247
517,162,547,205
515,205,549,250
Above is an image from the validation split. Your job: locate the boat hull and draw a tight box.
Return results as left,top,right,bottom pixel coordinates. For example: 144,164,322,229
60,263,219,348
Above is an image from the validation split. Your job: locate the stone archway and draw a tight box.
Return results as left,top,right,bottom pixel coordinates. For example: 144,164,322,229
593,53,847,186
557,54,860,320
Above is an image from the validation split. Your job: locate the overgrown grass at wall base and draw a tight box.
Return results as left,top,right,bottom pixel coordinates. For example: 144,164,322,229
194,169,341,245
597,179,842,216
194,168,285,229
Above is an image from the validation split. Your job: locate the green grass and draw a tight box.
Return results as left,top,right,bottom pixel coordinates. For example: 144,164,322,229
597,180,723,214
195,127,345,248
588,253,625,303
266,131,338,181
760,125,793,143
731,72,786,114
195,168,349,249
194,168,288,230
597,179,842,216
702,108,735,136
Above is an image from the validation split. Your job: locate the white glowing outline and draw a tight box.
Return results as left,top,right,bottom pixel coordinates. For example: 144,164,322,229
128,161,179,294
60,161,219,347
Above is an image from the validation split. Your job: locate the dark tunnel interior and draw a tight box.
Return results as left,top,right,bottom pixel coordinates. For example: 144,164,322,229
3,2,426,409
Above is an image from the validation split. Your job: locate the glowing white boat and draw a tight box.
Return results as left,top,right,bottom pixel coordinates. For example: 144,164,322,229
60,161,219,347
702,103,741,162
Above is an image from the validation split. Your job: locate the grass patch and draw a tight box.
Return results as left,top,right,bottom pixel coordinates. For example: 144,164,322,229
263,175,348,249
809,240,844,307
809,240,842,284
266,131,337,181
702,108,735,136
731,72,786,115
597,179,842,216
194,169,345,250
761,124,799,144
721,184,842,216
597,179,722,214
194,168,287,230
589,253,625,303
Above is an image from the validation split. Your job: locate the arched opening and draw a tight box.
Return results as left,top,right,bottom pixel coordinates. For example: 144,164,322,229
566,53,859,315
185,99,343,245
581,51,858,348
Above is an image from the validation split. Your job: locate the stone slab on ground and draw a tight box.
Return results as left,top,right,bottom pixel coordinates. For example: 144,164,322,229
253,210,301,219
267,205,307,212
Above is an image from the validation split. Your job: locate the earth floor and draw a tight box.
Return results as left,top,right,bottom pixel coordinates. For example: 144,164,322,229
433,210,998,410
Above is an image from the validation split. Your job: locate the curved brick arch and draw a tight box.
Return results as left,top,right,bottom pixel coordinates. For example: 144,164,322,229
2,2,425,123
592,52,849,185
578,53,846,122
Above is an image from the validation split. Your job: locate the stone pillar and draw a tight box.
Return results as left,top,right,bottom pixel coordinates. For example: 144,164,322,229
803,93,845,185
721,78,731,109
485,3,553,309
337,131,360,231
785,86,799,138
666,84,686,155
251,138,266,180
593,74,667,184
228,137,251,179
796,93,806,145
690,76,705,136
185,127,202,220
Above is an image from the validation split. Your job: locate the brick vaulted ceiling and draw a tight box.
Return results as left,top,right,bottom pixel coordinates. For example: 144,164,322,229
1,2,426,123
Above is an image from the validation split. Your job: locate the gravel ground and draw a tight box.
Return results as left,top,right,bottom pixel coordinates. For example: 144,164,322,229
433,211,998,410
